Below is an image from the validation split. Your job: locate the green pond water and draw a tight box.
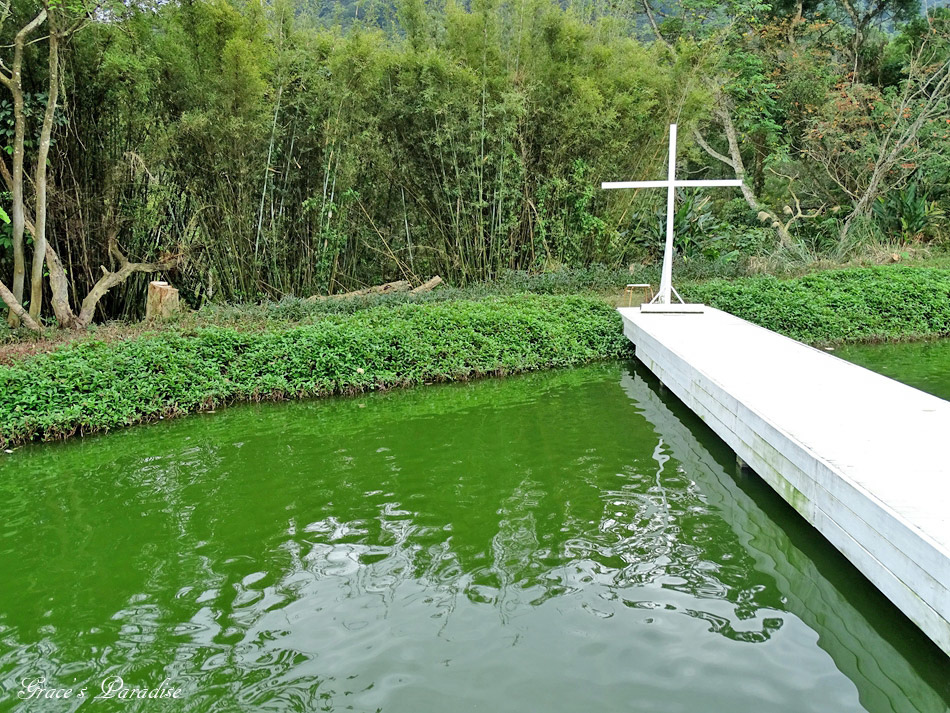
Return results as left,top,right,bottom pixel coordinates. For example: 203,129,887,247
2,355,950,712
836,339,950,401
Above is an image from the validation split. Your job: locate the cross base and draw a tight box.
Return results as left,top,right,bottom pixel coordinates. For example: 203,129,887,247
640,302,705,314
639,283,704,313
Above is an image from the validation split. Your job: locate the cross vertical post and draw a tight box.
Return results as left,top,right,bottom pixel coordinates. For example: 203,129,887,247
602,124,742,312
659,123,678,306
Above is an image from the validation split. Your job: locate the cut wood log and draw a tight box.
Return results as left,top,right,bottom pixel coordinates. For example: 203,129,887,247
146,281,180,321
308,280,411,301
410,276,443,294
363,280,411,296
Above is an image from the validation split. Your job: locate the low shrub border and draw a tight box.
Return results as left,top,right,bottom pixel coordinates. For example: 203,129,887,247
0,295,631,447
683,266,950,345
2,266,949,448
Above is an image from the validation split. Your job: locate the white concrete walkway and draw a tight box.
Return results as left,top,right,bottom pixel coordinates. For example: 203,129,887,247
619,306,950,656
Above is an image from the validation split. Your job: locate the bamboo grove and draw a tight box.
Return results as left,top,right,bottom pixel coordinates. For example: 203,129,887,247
0,0,948,325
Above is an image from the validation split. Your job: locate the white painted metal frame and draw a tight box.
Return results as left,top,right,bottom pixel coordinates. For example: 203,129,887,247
602,124,742,305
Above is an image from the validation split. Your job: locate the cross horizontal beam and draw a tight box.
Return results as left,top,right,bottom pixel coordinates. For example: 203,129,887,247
602,179,743,190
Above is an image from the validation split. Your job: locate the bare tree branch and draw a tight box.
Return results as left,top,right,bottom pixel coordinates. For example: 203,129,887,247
75,233,177,327
641,0,672,48
690,89,823,247
691,128,734,168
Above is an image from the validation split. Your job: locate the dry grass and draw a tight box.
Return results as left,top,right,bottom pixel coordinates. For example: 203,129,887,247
0,323,156,366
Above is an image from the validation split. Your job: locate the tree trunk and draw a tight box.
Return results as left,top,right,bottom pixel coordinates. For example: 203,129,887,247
308,280,412,301
752,131,766,197
30,23,59,321
46,241,79,328
693,98,795,247
76,241,176,327
787,0,804,45
0,279,41,331
1,149,175,330
1,9,47,326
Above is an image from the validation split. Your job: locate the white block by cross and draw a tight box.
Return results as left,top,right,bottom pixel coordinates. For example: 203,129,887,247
602,124,742,312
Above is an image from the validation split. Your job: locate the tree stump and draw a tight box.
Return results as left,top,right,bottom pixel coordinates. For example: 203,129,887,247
146,281,180,321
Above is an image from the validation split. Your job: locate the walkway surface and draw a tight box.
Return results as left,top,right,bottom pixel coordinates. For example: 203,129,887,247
618,306,950,657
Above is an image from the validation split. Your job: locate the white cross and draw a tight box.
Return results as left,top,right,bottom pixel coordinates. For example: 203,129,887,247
602,124,742,308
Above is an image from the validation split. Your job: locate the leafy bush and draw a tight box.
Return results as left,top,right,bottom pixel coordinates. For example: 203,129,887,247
873,183,945,242
0,295,632,446
683,266,950,344
702,226,776,261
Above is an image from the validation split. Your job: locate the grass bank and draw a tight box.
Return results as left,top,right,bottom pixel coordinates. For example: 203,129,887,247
2,264,949,448
683,266,950,345
0,295,630,447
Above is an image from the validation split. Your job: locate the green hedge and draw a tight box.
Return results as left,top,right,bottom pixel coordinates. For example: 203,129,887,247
683,266,950,345
0,295,631,446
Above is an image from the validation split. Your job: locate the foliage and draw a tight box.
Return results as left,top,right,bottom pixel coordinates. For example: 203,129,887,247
8,0,701,317
873,183,945,241
677,0,950,251
0,294,632,445
5,261,950,445
0,0,948,327
684,266,950,344
628,191,716,259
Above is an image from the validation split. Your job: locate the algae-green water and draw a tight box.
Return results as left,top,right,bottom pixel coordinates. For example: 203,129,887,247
2,361,949,712
836,339,950,401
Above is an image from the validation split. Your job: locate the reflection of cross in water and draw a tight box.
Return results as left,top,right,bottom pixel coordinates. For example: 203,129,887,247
651,438,673,549
602,124,742,308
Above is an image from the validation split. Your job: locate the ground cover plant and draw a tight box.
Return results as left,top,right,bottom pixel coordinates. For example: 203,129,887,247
2,264,949,447
0,294,631,446
684,267,950,345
